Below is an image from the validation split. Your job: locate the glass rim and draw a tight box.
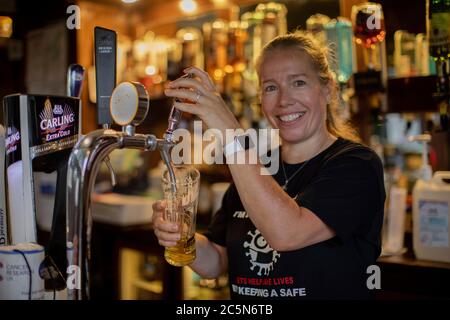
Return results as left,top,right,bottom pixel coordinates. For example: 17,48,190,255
162,165,200,185
351,2,383,15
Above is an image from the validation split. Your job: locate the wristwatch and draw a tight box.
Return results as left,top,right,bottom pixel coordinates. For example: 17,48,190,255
223,133,256,158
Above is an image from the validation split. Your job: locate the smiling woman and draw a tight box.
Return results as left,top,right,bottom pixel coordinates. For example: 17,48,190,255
153,31,386,300
256,32,360,151
259,48,331,149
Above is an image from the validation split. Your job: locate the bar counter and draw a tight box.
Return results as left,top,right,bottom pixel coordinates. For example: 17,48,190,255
377,254,450,299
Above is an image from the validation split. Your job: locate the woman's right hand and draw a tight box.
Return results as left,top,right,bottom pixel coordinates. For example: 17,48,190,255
151,200,180,247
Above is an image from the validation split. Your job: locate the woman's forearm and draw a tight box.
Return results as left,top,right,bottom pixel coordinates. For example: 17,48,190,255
189,233,227,279
227,160,305,249
227,155,334,251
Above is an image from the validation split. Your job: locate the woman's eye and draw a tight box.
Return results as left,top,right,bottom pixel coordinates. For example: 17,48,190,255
264,85,277,92
293,80,305,87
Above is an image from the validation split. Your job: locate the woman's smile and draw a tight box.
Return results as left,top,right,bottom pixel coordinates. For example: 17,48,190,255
276,111,307,125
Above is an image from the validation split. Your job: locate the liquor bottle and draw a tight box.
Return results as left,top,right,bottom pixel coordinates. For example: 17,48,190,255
141,36,170,98
427,0,450,131
415,33,432,76
241,11,263,102
225,20,249,95
227,21,248,74
428,0,450,62
351,2,386,71
307,13,331,48
266,2,288,37
224,19,250,120
351,2,388,146
256,2,287,47
203,20,228,93
394,30,417,77
241,11,263,65
176,27,204,71
325,17,354,84
325,17,354,119
166,38,182,80
353,6,386,49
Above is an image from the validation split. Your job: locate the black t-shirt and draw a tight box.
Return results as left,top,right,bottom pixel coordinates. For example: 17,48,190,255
204,138,386,300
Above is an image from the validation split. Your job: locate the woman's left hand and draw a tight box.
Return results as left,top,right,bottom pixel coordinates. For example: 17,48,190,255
164,66,241,136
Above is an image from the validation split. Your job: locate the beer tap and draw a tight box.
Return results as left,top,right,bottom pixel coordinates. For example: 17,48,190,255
163,72,193,193
94,27,118,188
66,27,180,300
41,64,87,293
66,81,178,300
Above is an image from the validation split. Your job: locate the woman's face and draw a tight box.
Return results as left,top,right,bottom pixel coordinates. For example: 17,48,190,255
259,49,331,145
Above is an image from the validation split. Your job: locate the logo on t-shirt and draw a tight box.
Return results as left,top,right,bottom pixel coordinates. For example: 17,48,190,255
233,211,248,219
244,229,280,276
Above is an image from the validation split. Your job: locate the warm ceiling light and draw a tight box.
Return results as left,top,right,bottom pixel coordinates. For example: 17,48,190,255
122,0,138,3
179,0,197,14
211,0,228,7
183,32,194,41
213,69,224,80
145,65,157,76
224,65,234,74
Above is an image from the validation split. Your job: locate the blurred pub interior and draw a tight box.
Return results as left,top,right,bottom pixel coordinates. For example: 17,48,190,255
0,0,449,300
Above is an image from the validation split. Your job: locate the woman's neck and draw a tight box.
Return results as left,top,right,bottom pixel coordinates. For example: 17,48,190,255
282,132,337,164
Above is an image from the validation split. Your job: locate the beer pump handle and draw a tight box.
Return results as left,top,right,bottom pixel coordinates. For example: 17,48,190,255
67,64,85,98
165,73,193,142
45,161,69,292
94,26,118,186
41,64,87,292
0,125,7,246
94,27,117,128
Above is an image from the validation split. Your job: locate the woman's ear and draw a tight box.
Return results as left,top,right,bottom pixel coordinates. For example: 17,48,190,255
322,79,334,105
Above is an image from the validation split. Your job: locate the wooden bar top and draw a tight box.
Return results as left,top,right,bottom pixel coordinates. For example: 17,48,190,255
377,253,450,299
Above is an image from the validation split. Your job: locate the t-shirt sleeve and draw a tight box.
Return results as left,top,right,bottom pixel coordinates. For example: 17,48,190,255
202,184,235,247
296,152,384,238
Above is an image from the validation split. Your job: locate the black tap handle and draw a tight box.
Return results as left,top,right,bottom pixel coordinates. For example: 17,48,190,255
67,64,85,98
94,27,117,127
43,158,69,291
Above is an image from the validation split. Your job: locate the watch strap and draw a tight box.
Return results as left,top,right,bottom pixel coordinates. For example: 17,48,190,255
223,138,243,158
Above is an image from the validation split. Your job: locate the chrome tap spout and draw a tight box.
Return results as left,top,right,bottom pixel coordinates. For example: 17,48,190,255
158,139,177,193
66,80,179,300
66,128,159,300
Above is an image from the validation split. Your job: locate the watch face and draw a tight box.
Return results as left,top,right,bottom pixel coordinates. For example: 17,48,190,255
237,134,255,150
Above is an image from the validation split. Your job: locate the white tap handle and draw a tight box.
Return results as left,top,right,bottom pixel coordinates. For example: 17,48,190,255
110,82,149,127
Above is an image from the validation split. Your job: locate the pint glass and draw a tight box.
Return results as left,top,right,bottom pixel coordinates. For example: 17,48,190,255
162,165,200,267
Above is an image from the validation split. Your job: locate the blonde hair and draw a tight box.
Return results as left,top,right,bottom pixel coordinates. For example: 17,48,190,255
256,31,361,143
